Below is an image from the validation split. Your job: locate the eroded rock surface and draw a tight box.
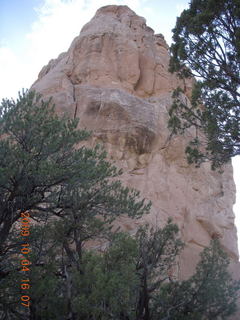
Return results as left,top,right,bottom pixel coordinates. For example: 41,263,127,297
32,5,239,284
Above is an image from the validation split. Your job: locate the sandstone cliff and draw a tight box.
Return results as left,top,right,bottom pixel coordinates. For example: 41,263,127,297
31,5,239,283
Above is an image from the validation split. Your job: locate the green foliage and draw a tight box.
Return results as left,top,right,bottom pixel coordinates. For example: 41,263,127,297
17,218,240,320
0,90,239,319
72,234,139,320
135,219,184,320
0,89,150,249
152,240,240,319
0,90,150,319
26,228,139,319
169,0,240,169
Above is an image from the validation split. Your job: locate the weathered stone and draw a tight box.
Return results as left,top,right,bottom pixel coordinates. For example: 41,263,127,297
31,5,239,313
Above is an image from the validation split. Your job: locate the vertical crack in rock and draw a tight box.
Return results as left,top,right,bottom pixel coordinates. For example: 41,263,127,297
72,84,78,119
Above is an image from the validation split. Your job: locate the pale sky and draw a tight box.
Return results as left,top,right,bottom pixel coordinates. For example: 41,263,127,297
0,0,239,253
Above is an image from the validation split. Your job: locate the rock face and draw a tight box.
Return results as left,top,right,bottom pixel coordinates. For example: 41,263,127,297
32,5,239,283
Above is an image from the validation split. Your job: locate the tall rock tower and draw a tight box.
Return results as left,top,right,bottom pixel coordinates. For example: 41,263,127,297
32,5,239,284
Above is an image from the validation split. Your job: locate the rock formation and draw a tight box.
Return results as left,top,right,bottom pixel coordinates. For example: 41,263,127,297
32,5,239,287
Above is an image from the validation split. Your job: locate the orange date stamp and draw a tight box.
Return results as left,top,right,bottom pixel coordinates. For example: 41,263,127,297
20,211,31,307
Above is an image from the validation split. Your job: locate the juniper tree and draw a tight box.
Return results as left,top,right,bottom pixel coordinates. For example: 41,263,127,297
0,89,150,254
27,220,239,320
0,90,239,320
0,90,150,319
168,0,240,169
152,240,240,320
